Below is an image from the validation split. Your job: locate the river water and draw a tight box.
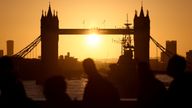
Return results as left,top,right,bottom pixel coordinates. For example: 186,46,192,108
23,78,87,101
23,74,172,101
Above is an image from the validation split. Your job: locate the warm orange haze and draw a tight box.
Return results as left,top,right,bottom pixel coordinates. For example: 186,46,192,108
1,1,192,107
0,0,192,60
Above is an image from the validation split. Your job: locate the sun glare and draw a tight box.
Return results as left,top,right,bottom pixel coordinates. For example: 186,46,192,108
86,34,101,47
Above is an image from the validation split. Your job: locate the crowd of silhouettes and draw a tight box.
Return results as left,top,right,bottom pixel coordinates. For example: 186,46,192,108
0,55,192,108
137,55,192,108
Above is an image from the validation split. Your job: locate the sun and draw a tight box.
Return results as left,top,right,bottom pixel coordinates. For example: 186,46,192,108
86,34,101,47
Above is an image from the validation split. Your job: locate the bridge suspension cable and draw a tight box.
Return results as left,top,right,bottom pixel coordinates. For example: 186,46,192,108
150,36,175,58
14,36,41,58
13,34,176,60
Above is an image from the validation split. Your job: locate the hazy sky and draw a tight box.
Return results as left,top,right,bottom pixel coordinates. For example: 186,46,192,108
0,0,192,60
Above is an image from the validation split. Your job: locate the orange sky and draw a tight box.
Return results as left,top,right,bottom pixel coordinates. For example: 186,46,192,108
0,0,192,60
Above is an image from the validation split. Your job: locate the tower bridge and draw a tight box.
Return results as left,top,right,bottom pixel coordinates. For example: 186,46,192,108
11,4,177,97
12,4,160,96
40,4,150,68
58,28,134,35
14,4,151,80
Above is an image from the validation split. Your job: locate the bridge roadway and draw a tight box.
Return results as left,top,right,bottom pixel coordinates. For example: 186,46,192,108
59,28,134,35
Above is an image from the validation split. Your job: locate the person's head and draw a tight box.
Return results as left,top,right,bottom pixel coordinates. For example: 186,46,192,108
43,75,67,100
83,58,97,76
167,55,186,78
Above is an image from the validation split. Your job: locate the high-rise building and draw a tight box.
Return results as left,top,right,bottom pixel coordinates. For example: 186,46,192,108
161,40,177,63
0,50,3,57
186,50,192,62
166,40,177,54
186,50,192,71
7,40,14,56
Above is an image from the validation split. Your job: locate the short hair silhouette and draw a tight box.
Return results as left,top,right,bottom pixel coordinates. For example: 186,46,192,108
83,58,97,76
167,55,186,77
43,75,67,99
43,75,72,108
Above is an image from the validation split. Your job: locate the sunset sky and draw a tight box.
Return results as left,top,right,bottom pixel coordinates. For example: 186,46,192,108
0,0,192,60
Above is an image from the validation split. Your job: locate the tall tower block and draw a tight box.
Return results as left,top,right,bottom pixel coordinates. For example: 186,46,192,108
134,6,150,63
7,40,14,56
41,5,59,68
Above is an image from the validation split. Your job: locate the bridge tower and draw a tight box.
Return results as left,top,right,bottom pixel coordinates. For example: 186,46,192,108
134,6,150,63
41,4,59,69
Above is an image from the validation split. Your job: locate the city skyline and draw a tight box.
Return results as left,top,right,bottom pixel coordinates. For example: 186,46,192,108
0,0,192,60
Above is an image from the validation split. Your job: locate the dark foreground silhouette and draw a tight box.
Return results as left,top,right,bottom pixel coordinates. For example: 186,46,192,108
3,55,192,108
167,55,192,107
43,75,73,108
137,62,167,108
82,58,120,108
0,56,39,107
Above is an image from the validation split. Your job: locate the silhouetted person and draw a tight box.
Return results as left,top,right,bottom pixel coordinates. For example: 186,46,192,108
137,62,167,108
0,56,39,107
167,55,192,107
82,58,120,108
43,75,72,108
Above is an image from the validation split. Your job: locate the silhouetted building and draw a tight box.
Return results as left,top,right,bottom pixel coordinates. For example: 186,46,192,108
149,58,167,72
65,52,78,62
41,4,59,68
0,50,3,57
134,6,150,64
59,55,64,60
150,58,159,70
186,50,192,62
59,52,78,64
161,40,177,63
161,53,167,63
166,41,177,54
7,40,14,56
58,52,82,79
186,50,192,71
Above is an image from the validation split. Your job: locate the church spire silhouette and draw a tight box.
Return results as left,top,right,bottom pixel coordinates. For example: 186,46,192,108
47,2,52,17
139,3,144,17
